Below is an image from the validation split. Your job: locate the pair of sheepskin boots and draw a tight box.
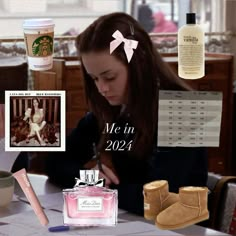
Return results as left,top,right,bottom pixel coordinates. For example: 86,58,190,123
143,180,209,230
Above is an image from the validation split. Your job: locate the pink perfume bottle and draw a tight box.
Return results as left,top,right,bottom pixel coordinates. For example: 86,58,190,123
63,170,118,226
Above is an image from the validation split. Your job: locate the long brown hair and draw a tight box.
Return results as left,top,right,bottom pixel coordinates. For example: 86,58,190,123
76,12,190,158
31,97,41,119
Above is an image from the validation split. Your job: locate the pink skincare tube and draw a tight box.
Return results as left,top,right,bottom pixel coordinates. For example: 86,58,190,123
13,168,49,226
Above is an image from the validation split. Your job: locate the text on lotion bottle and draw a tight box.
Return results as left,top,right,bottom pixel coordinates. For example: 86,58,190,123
178,13,205,79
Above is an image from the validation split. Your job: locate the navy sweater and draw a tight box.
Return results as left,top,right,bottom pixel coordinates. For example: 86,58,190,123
45,112,208,215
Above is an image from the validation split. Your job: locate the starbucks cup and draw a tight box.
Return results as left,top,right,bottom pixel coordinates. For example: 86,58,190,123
23,18,55,71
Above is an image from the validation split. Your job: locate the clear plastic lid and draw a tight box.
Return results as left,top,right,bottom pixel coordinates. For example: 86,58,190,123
23,18,54,29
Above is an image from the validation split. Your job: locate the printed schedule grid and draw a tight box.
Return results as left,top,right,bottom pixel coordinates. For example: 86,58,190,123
158,90,223,147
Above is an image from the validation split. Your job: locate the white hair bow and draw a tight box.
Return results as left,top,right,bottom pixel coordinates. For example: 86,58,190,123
110,30,139,63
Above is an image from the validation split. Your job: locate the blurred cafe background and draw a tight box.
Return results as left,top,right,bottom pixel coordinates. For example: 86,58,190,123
0,1,236,234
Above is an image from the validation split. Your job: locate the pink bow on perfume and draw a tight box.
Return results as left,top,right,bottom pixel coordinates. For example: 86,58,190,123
110,30,138,63
74,178,105,188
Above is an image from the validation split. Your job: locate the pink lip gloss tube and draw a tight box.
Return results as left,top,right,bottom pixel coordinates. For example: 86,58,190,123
13,168,49,226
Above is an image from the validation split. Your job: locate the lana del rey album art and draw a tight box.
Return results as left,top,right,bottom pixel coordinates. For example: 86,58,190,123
5,90,65,152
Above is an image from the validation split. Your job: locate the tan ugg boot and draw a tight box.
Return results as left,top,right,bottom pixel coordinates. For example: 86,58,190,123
156,186,209,230
143,180,179,220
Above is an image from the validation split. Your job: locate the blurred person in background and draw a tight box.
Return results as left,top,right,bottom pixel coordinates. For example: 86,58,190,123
137,0,155,33
152,11,177,33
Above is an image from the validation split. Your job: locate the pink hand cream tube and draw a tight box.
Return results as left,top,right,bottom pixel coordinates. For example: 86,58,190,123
13,168,49,226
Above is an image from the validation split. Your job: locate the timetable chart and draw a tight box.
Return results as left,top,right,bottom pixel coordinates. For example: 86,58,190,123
158,90,222,147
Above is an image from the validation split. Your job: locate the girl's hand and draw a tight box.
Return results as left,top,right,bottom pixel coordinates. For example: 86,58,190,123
93,163,119,187
84,151,119,187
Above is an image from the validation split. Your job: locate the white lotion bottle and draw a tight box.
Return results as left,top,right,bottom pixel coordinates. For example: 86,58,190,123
178,13,205,79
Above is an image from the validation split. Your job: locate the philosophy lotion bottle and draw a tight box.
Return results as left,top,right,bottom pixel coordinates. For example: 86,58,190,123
178,13,205,79
63,170,118,226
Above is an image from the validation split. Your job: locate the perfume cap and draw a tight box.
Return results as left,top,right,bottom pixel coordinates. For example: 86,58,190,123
186,13,196,24
80,170,99,183
74,170,105,187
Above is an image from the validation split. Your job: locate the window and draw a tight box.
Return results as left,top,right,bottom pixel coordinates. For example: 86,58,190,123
132,0,178,33
0,0,128,37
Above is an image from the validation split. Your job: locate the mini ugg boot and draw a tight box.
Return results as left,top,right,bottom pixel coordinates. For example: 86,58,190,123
143,180,179,220
156,186,209,230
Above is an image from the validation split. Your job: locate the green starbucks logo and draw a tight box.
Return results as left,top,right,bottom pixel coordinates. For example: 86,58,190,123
32,36,53,56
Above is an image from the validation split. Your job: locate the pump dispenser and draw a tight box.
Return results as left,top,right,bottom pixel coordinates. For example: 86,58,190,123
178,13,205,79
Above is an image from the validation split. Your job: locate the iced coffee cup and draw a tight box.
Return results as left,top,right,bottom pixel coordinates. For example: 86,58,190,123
23,18,55,71
0,170,14,208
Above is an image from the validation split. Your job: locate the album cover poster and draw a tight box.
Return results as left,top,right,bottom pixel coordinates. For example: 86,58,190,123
5,90,65,151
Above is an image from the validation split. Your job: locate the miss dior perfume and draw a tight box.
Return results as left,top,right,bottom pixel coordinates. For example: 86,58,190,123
63,170,118,226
